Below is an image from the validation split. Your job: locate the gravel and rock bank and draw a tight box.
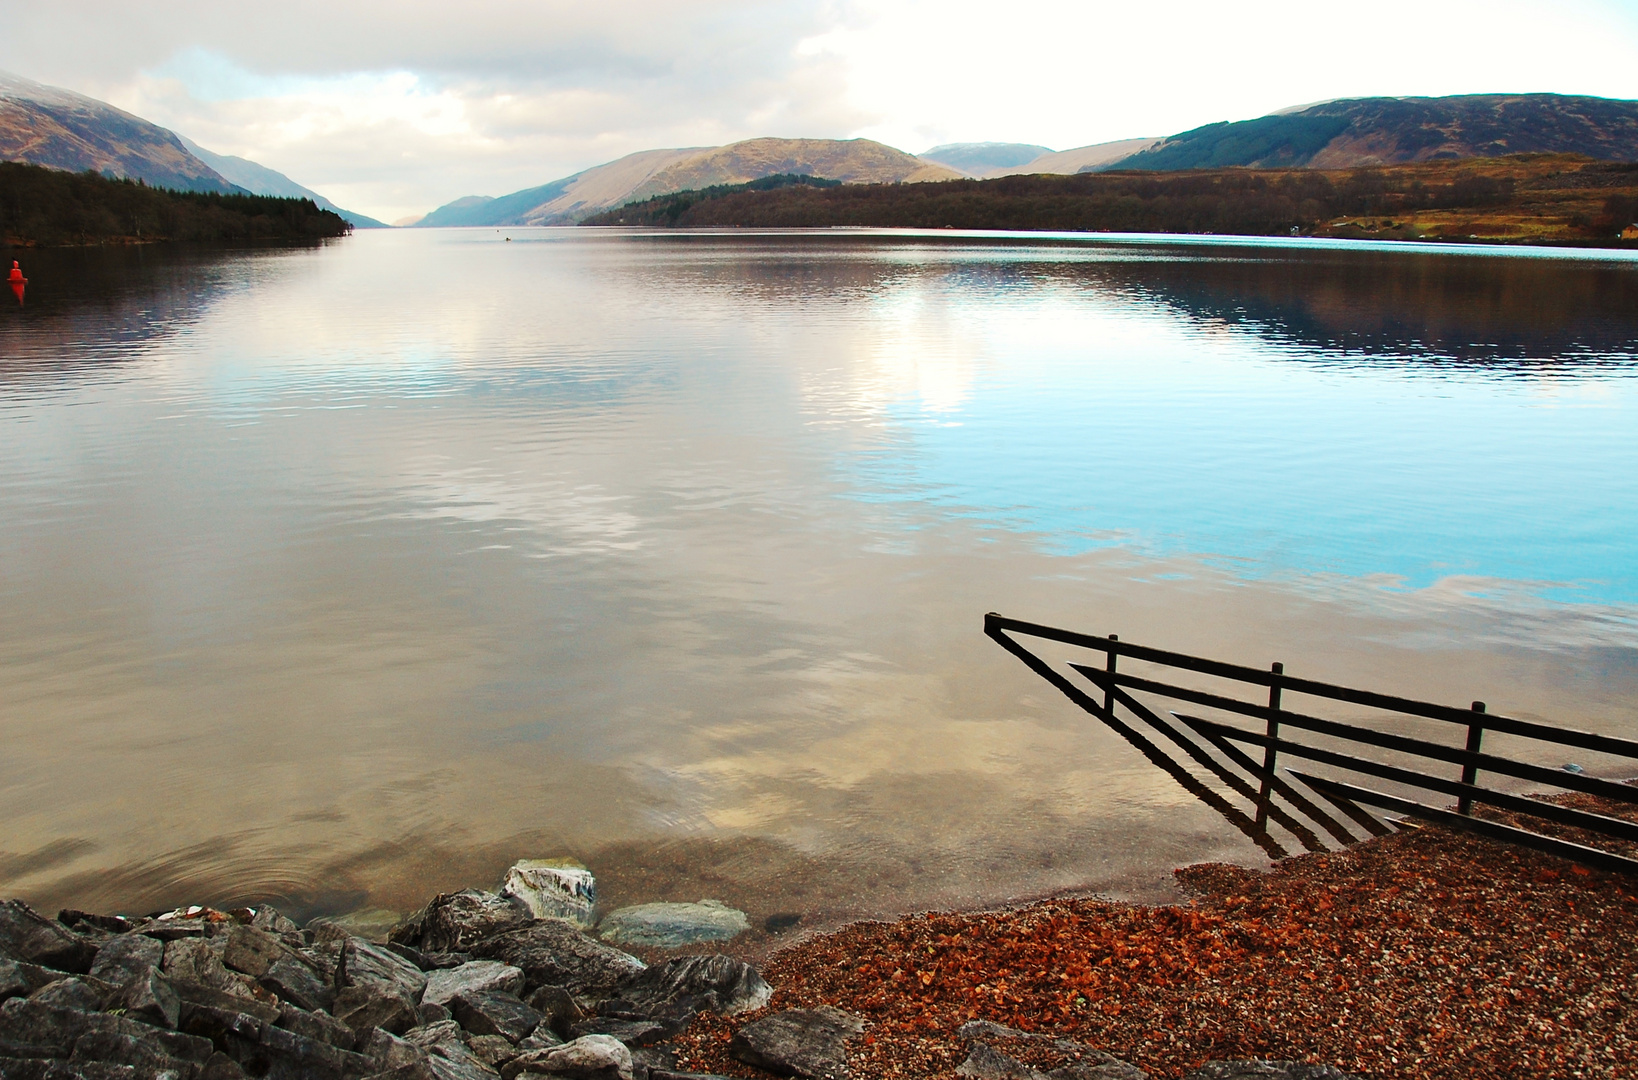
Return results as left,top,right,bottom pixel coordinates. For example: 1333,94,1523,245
8,820,1622,1080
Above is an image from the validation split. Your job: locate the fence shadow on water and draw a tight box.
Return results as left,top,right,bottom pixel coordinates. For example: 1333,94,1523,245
986,613,1638,873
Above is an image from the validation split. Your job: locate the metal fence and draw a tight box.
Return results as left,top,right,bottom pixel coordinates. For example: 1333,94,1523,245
985,612,1638,874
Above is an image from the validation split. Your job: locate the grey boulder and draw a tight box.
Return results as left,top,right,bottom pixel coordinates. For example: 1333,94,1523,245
610,954,770,1018
112,968,181,1030
88,935,166,989
500,1034,631,1080
449,991,541,1044
0,901,98,974
468,925,643,1000
424,962,525,1008
391,892,532,954
729,1007,864,1080
28,978,108,1014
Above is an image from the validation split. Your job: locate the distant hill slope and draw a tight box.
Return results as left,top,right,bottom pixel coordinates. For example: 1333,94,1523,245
178,137,386,228
1123,94,1638,171
0,70,236,193
919,142,1053,176
418,138,961,228
1017,138,1163,176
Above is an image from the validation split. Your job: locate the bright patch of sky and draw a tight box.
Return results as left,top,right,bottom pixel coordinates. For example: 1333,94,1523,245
2,0,1636,222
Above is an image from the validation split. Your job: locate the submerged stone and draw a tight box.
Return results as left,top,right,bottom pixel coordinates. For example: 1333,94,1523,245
596,902,748,949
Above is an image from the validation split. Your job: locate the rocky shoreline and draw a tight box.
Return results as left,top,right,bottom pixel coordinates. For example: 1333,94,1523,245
2,818,1632,1080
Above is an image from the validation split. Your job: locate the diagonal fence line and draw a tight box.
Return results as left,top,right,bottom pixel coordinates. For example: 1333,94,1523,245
986,612,1638,874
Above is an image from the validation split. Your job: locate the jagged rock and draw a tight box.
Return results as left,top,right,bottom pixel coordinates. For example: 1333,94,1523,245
169,982,280,1025
275,1003,356,1051
515,1030,562,1052
424,963,525,1008
402,1020,501,1080
648,1073,731,1080
391,892,531,954
176,1003,265,1055
361,1028,430,1073
468,924,643,1000
729,1007,864,1080
219,928,286,981
521,988,580,1040
248,909,298,937
0,1060,163,1079
627,1047,675,1075
200,1053,249,1080
333,983,418,1038
0,998,213,1063
466,1035,522,1069
450,992,541,1043
500,1034,631,1080
67,1027,195,1075
1183,1065,1364,1080
29,978,108,1013
113,968,180,1030
611,955,770,1018
0,902,98,974
500,863,596,928
258,955,333,1014
0,960,69,1003
417,1002,452,1026
567,1018,673,1047
596,903,746,950
59,912,136,938
88,936,166,989
161,942,262,1004
245,1022,374,1080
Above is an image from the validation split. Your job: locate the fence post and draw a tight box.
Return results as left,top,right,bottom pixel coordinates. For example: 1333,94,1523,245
1458,701,1485,815
1256,662,1284,827
1101,635,1118,720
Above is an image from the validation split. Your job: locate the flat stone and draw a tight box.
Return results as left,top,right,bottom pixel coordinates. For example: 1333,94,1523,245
276,1003,356,1051
59,912,136,938
88,936,167,990
729,1007,864,1080
450,991,542,1043
424,962,525,1007
251,1022,374,1080
596,903,746,950
67,1027,194,1075
161,941,262,1004
403,1020,501,1080
500,862,596,928
0,960,70,1004
0,1060,156,1079
0,999,213,1063
469,924,643,1000
360,1028,430,1074
220,927,287,981
566,1017,674,1047
611,954,770,1017
500,1034,631,1080
169,981,280,1025
29,978,108,1013
1184,1065,1363,1080
391,892,532,954
112,968,181,1030
329,937,429,1003
0,902,98,974
248,908,299,937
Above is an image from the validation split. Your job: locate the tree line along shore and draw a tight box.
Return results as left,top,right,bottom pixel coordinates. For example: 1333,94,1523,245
0,162,353,246
583,154,1638,246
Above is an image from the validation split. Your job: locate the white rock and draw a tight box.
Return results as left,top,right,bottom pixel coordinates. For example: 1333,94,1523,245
597,899,749,948
500,859,596,926
423,959,526,1007
512,1034,631,1079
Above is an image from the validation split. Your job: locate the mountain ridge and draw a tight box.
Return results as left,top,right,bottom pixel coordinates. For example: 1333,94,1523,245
178,137,386,228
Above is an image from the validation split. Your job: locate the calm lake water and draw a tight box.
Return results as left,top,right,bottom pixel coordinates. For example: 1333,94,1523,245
3,228,1637,934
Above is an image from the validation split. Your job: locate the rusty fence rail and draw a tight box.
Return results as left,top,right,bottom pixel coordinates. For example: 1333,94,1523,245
985,612,1638,874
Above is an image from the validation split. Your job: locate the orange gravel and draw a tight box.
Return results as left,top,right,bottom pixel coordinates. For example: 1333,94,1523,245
671,822,1638,1079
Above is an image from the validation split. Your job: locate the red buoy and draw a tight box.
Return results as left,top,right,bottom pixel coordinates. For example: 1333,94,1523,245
6,261,23,284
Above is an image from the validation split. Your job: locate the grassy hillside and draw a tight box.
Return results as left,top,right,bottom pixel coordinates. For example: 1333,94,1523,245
1124,95,1638,171
579,154,1638,245
582,174,843,225
0,70,236,193
0,161,352,245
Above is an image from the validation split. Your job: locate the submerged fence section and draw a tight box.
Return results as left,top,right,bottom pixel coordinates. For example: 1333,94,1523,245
985,613,1638,874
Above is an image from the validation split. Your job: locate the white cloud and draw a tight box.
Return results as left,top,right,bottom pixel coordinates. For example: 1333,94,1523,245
2,0,1635,222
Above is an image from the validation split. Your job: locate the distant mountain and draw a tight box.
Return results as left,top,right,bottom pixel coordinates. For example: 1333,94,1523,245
1014,138,1163,176
0,70,236,193
918,142,1053,176
1122,94,1638,171
418,138,962,228
178,137,386,228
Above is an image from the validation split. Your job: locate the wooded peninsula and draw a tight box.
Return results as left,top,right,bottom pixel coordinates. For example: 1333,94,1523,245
584,155,1638,246
0,162,353,246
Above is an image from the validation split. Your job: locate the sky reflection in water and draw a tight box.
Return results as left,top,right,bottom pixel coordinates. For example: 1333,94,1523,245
0,230,1635,927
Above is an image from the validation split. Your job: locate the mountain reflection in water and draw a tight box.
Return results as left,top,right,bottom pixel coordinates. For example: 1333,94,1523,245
0,230,1634,934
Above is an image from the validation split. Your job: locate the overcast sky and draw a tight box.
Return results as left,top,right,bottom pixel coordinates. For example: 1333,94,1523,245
5,0,1638,222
